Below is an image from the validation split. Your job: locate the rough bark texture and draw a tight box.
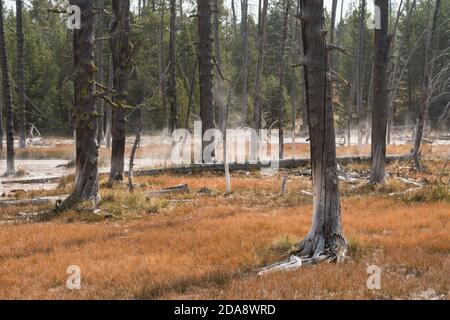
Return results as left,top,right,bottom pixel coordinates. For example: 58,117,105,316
16,0,26,149
62,0,99,208
412,0,440,170
96,0,105,145
110,0,131,181
198,0,215,157
240,0,249,126
168,0,178,132
105,55,113,149
370,0,391,183
0,0,15,175
296,0,346,260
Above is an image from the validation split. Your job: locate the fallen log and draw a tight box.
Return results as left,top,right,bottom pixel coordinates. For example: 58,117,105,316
0,195,68,207
134,154,411,177
145,184,190,198
1,177,61,185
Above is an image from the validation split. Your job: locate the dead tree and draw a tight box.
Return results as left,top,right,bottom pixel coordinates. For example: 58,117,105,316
356,0,366,146
16,0,26,149
412,0,441,170
168,0,178,132
197,0,216,157
110,0,131,181
278,0,290,160
96,0,105,145
158,0,168,133
0,0,15,175
251,0,268,161
240,0,249,126
60,0,99,208
105,55,113,149
295,0,347,261
370,0,391,183
213,0,225,132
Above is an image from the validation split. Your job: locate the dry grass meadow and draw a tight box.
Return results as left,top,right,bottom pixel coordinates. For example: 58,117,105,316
0,143,449,300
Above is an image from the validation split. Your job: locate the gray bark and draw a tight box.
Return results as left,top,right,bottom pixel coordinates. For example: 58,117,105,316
240,0,249,126
169,0,178,132
16,0,26,149
296,0,346,260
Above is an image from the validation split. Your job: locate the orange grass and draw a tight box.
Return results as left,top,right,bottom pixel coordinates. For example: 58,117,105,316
0,166,449,300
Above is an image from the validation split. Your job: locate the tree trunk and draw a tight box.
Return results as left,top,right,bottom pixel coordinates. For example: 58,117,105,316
411,0,440,170
0,0,15,175
198,0,215,158
16,0,26,149
240,0,249,126
213,0,225,132
0,87,3,151
168,0,178,132
370,0,391,183
96,0,105,145
158,0,168,133
252,0,268,160
278,0,290,160
110,0,131,181
231,0,237,37
105,55,113,149
296,0,346,261
356,0,366,146
61,0,99,208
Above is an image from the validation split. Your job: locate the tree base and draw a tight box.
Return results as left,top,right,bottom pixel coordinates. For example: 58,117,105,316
294,232,347,263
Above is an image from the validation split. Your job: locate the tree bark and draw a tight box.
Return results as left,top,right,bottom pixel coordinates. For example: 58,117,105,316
278,0,290,160
16,0,26,149
105,55,113,149
197,0,215,158
240,0,249,126
110,0,131,181
213,0,225,133
0,0,15,175
96,0,105,145
370,0,391,183
158,0,168,133
61,0,99,208
356,0,366,146
296,0,346,261
168,0,178,132
411,0,441,170
252,0,268,160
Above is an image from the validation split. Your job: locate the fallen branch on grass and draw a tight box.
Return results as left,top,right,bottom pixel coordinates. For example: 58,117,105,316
0,195,68,207
145,184,190,198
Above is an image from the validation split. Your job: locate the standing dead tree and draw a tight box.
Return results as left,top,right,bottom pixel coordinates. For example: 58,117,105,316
16,0,26,149
96,0,105,145
240,0,249,126
110,0,132,181
0,0,15,175
168,0,178,132
198,0,216,158
370,0,391,184
411,0,441,170
60,0,99,209
294,0,347,261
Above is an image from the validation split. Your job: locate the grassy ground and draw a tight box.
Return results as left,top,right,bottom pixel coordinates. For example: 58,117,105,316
0,159,449,300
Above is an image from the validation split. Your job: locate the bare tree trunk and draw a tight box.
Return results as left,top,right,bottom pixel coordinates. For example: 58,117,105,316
231,0,237,37
0,0,15,175
370,0,391,183
110,0,131,181
158,0,168,133
365,64,374,145
412,0,441,170
105,55,113,149
278,0,290,160
252,0,268,160
198,0,215,158
356,0,366,146
0,88,3,150
96,0,105,146
16,0,26,149
296,0,346,261
240,0,249,126
213,0,225,132
185,59,197,129
169,0,178,132
61,0,99,208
